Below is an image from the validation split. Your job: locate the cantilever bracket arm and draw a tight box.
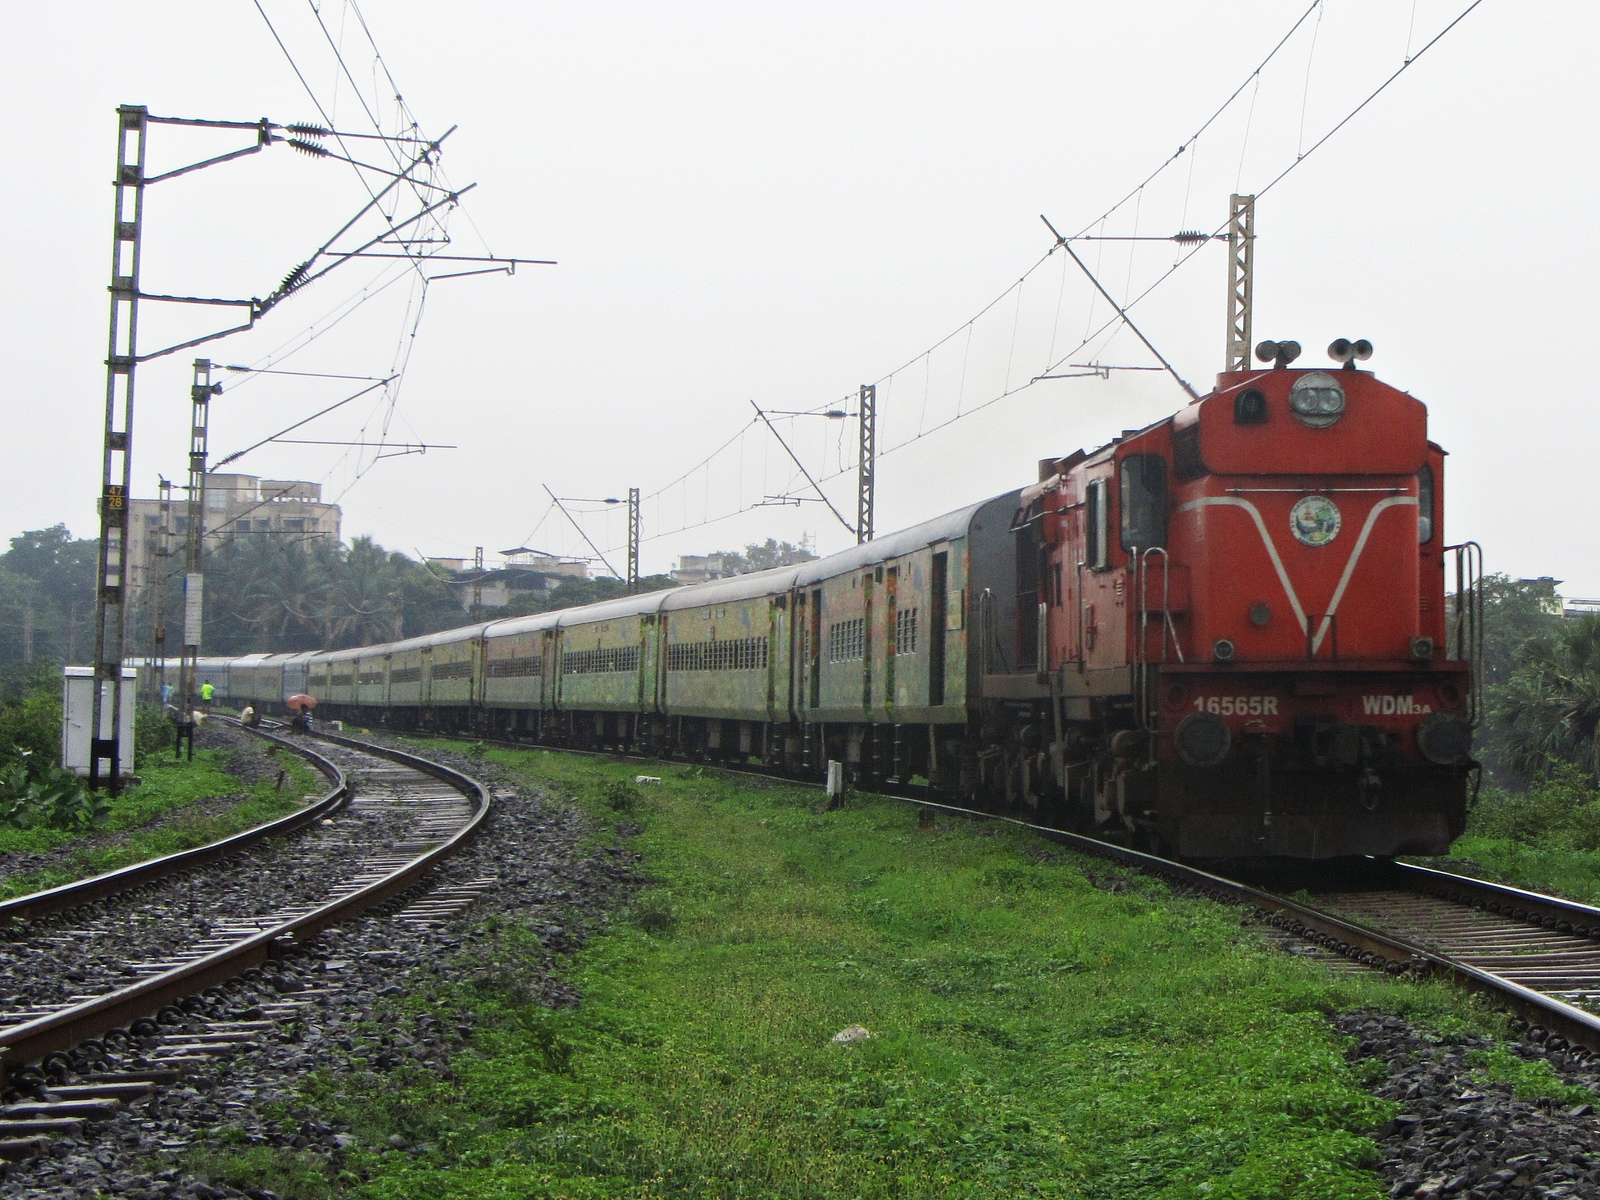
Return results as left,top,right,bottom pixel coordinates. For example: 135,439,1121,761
1041,213,1202,402
751,401,854,536
134,316,259,364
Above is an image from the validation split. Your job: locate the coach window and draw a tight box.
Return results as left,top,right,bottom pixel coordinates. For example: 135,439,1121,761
1085,479,1110,571
1418,463,1435,542
1120,455,1168,551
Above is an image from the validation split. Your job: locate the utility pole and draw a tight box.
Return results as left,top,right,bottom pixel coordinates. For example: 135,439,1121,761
87,106,148,791
856,384,876,545
175,360,218,760
82,104,545,786
149,476,173,705
1226,194,1255,373
626,487,640,593
472,546,484,622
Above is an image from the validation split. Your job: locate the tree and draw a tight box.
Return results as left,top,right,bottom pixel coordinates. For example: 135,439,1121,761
1497,615,1600,783
0,525,99,669
1480,574,1564,694
1475,574,1568,784
708,539,817,575
191,533,465,654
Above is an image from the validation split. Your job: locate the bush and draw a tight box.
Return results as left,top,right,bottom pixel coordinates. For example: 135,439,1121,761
599,778,641,812
133,704,177,767
0,673,62,777
0,760,108,830
1467,764,1600,849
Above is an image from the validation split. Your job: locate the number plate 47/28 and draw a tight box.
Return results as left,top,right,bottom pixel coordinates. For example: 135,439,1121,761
1193,695,1279,717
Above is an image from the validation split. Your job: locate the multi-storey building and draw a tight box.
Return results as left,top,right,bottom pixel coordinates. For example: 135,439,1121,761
127,474,342,601
669,553,735,585
426,547,590,611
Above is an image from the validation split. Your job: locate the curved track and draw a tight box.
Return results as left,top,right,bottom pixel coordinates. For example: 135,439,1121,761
0,725,349,928
0,733,490,1155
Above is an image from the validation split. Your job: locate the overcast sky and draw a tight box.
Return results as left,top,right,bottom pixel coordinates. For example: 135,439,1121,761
4,2,1596,594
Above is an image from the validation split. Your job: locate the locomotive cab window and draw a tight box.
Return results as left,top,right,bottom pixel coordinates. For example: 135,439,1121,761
1084,479,1110,571
1119,455,1167,552
1418,464,1435,543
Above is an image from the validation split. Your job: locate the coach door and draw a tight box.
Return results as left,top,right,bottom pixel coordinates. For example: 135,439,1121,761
930,550,948,706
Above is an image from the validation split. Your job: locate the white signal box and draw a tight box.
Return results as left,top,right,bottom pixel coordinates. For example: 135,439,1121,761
61,666,137,779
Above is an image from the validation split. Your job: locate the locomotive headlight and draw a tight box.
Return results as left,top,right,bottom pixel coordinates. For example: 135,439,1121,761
1174,711,1231,768
1417,713,1472,765
1288,371,1346,428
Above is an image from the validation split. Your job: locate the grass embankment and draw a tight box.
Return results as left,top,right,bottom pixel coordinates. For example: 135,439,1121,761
0,747,319,900
194,746,1526,1200
1434,766,1600,905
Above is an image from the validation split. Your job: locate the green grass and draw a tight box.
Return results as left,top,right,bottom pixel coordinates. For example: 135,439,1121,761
1436,835,1600,906
1417,767,1600,905
191,747,1506,1200
1466,1046,1598,1106
0,748,319,900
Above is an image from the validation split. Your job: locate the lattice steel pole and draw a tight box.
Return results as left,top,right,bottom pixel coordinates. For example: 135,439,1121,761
148,476,173,705
472,546,484,622
1226,194,1255,373
627,487,640,593
175,360,219,760
88,105,149,792
856,384,876,545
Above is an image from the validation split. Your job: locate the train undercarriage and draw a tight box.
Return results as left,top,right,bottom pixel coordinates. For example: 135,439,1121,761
298,690,1471,862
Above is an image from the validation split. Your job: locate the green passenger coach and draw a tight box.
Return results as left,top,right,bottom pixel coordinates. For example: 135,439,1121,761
204,491,1021,789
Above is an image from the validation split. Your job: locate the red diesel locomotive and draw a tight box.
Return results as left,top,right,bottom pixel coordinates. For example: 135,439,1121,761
1002,338,1478,858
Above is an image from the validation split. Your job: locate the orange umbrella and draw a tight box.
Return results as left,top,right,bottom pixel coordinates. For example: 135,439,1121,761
286,694,318,712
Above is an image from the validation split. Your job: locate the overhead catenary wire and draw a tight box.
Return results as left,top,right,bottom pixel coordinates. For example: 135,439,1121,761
234,2,543,516
605,0,1340,550
638,0,1490,537
751,402,854,535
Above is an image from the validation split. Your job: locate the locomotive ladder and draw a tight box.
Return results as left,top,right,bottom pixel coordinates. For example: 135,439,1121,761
1133,547,1185,731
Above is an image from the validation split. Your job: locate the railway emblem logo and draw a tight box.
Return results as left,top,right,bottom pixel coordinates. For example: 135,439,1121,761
1290,495,1341,547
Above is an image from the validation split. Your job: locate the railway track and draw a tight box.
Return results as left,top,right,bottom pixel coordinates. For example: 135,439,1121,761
0,732,491,1165
385,727,1600,1058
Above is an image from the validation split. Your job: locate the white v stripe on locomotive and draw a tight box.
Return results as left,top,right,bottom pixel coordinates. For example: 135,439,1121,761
1175,494,1418,654
1310,495,1419,653
1174,496,1308,634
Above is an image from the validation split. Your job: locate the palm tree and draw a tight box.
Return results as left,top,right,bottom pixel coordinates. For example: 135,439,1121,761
325,537,403,648
1498,615,1600,781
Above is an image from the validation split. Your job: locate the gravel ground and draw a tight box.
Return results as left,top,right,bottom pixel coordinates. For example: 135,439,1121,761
0,747,422,1012
1337,1010,1600,1199
0,725,297,890
3,743,639,1199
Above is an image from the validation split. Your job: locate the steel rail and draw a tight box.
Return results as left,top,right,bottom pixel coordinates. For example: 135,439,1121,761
0,734,490,1084
1380,859,1600,935
893,796,1600,1053
0,726,349,927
